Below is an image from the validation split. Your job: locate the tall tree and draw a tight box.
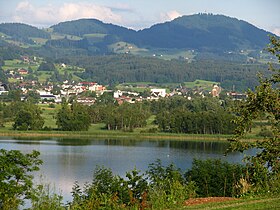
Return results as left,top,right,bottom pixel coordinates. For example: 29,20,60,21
25,90,41,104
37,61,56,71
0,68,8,84
13,102,44,130
0,149,42,209
228,36,280,192
56,102,91,131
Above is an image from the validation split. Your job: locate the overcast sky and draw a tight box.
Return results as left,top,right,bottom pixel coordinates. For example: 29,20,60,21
0,0,279,35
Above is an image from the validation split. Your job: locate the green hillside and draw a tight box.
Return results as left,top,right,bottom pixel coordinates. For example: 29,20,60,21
68,54,269,91
134,14,273,51
0,23,50,46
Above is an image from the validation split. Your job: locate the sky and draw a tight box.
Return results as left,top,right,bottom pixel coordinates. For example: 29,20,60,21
0,0,279,35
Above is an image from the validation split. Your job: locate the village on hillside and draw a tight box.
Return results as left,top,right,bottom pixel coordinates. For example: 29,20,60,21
0,55,247,104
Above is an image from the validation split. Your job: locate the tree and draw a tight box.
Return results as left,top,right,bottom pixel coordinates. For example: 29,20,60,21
25,90,41,103
228,36,280,193
56,102,91,131
7,89,21,102
185,159,245,197
0,68,8,84
13,102,45,130
37,61,56,71
0,104,4,127
103,103,150,131
0,149,42,209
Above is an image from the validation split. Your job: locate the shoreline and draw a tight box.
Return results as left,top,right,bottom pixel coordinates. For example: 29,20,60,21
0,130,259,142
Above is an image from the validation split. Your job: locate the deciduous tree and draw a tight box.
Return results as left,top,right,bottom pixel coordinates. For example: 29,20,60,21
228,36,280,193
0,149,42,209
13,102,44,130
56,102,91,131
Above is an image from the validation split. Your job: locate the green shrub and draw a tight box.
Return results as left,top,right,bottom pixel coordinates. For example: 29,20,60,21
146,160,196,209
185,159,246,197
48,103,55,108
30,183,64,210
68,161,196,209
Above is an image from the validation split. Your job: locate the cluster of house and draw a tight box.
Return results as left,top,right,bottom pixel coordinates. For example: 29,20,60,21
0,79,248,105
20,81,107,104
7,68,29,80
5,56,39,80
113,88,167,104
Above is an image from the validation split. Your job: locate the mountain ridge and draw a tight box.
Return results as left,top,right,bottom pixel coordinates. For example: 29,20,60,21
0,13,277,56
133,14,273,50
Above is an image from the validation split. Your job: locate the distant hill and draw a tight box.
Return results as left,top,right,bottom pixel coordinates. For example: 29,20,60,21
51,19,136,38
0,14,276,55
133,14,273,51
0,23,50,44
44,14,275,54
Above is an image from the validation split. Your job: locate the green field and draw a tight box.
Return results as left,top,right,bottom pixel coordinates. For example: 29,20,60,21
83,33,107,38
30,37,48,45
184,79,219,91
3,59,33,70
109,42,196,61
50,33,82,40
2,59,84,83
116,80,218,93
109,41,148,54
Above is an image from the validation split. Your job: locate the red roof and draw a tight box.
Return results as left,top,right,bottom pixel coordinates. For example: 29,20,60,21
78,81,97,86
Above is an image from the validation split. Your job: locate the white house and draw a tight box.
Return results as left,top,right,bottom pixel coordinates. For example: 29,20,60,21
151,89,166,98
0,85,8,95
38,91,61,103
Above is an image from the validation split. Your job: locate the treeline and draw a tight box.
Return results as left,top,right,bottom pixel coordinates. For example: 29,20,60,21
153,96,236,134
68,54,269,91
45,38,90,49
89,103,151,131
0,95,236,134
86,96,236,134
156,109,235,134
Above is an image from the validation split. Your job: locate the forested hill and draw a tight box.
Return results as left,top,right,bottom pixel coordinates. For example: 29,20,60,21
49,14,274,52
51,19,136,38
133,14,273,50
70,54,269,91
0,23,50,43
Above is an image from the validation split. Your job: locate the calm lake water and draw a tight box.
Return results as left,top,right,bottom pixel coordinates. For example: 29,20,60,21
0,137,252,203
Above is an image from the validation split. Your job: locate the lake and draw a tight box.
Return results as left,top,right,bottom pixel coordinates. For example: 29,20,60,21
0,137,251,203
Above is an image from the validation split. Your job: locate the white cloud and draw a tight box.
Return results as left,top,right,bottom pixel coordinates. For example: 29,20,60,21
272,28,280,36
160,10,182,22
110,3,133,12
13,1,123,26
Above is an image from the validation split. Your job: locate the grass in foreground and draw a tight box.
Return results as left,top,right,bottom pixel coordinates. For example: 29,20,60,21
178,195,280,210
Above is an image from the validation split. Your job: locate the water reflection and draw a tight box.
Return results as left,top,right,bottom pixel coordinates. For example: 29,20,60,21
0,137,250,203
